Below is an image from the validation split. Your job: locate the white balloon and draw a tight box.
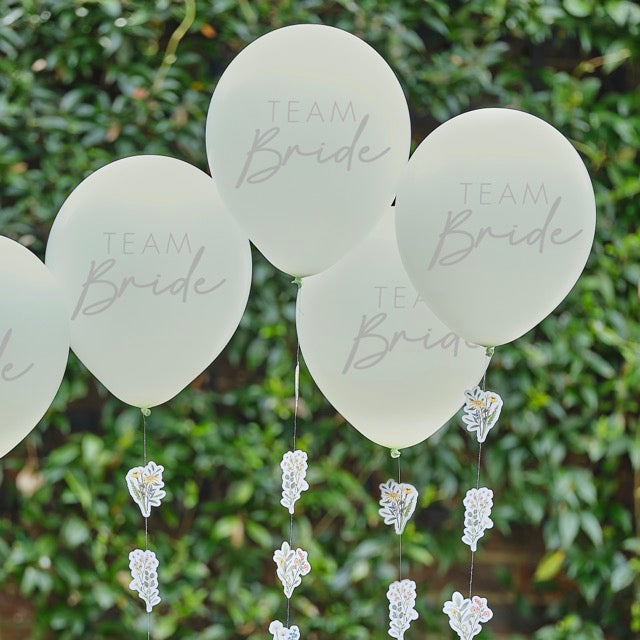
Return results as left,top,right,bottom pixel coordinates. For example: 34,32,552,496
297,209,489,449
206,24,411,277
0,237,69,457
395,108,596,346
45,156,252,408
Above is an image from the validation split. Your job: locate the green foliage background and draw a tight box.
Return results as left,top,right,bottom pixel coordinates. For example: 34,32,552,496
1,1,639,639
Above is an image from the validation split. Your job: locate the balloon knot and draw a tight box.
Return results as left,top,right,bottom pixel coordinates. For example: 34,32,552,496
485,346,495,358
292,276,302,288
141,408,151,417
390,448,401,459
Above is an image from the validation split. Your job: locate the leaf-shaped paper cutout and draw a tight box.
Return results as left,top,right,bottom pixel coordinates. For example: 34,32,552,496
462,487,494,552
387,579,419,639
280,450,309,515
126,461,166,518
128,549,161,613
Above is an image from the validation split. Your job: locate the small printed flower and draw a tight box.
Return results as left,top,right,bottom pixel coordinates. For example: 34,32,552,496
443,591,493,640
462,387,503,443
269,620,301,640
128,549,161,613
462,487,494,552
126,461,166,518
379,480,418,535
280,450,309,515
387,579,419,639
443,590,465,617
273,541,311,599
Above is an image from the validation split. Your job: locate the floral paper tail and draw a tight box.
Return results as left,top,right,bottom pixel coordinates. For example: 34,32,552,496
129,549,161,613
462,487,494,552
379,479,418,535
443,592,493,640
462,387,503,443
273,541,311,599
280,450,309,515
387,579,419,639
269,620,301,640
126,460,166,518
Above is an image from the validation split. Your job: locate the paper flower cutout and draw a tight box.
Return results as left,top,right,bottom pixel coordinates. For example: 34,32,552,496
462,487,494,552
379,479,418,535
462,387,503,443
269,620,301,640
280,450,309,515
129,549,161,613
126,461,166,518
387,579,419,639
443,592,493,640
273,541,311,598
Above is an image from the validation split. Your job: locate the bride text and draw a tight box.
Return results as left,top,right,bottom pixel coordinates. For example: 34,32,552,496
235,113,390,188
71,246,226,320
427,196,583,270
342,312,474,374
0,328,34,382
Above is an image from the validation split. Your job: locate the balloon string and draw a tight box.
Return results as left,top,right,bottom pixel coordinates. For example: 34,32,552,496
142,409,150,640
287,282,302,629
398,455,403,581
286,596,291,629
142,411,148,549
293,344,300,452
469,353,491,598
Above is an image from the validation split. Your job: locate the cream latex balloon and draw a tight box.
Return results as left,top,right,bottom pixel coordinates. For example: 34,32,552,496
45,156,252,408
206,24,411,277
0,237,69,458
297,209,489,449
395,108,596,346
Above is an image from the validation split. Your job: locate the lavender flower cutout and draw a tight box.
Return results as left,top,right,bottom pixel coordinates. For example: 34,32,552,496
128,549,161,613
379,479,418,535
387,579,419,639
462,487,494,552
280,450,309,515
462,387,503,443
443,592,493,640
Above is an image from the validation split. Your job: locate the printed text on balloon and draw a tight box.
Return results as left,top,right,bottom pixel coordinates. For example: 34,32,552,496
428,183,583,270
0,329,34,382
236,101,391,187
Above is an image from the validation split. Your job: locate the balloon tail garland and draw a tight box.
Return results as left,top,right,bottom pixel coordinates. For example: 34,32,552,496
379,450,419,639
270,282,311,638
443,353,501,639
127,408,163,637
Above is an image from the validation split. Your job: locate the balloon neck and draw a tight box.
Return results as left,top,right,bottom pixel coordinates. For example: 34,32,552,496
390,448,401,459
485,346,495,358
140,407,151,417
292,276,302,288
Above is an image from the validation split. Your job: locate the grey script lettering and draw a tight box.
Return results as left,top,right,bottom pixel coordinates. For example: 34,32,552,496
0,328,34,382
342,312,473,374
235,114,391,188
72,246,225,320
428,197,583,270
